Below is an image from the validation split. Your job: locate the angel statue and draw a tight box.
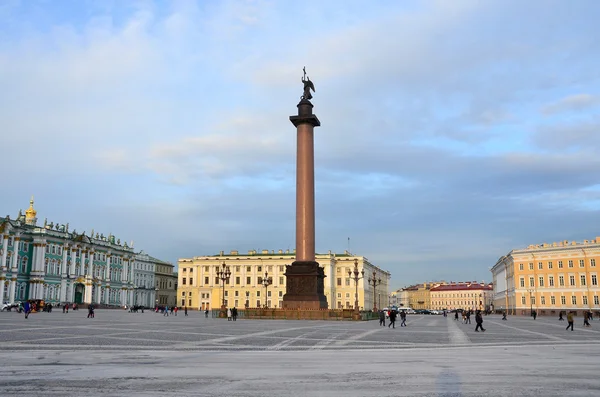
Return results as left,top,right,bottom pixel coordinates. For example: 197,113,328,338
301,66,315,101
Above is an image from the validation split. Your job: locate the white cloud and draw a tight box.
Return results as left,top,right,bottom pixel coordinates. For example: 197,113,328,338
541,94,599,115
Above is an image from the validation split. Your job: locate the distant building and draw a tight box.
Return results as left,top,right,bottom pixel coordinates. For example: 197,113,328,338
491,238,600,315
155,261,177,307
177,249,391,310
132,251,159,307
430,282,493,311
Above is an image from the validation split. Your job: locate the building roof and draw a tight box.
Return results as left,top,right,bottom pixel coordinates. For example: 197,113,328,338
430,283,492,292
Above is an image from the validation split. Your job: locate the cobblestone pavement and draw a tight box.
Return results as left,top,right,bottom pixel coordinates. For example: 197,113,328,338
1,310,599,396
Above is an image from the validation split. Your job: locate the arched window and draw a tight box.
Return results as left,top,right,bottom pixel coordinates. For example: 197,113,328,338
44,258,49,274
21,257,28,273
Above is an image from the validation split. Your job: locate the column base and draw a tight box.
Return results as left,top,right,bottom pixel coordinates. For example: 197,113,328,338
282,261,328,309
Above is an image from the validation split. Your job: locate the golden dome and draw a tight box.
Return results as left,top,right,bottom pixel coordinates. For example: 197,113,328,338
25,196,37,223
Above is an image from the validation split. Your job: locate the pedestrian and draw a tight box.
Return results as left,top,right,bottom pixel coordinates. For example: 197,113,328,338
24,301,31,319
164,306,169,316
87,304,94,319
400,310,407,327
502,311,507,320
566,311,574,331
583,311,591,328
378,310,386,327
532,310,537,320
227,307,232,321
388,310,397,329
184,306,188,316
559,311,564,321
475,310,486,332
232,307,238,321
205,309,209,318
170,306,174,315
174,306,178,316
454,311,459,321
466,311,471,324
65,303,69,314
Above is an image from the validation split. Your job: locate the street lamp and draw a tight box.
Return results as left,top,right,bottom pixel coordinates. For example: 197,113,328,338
216,262,231,314
367,271,382,311
261,271,272,308
348,259,364,315
527,288,534,316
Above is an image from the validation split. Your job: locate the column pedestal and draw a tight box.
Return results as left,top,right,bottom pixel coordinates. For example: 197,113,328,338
282,261,327,309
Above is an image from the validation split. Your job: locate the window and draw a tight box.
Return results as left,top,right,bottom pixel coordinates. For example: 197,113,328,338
572,296,577,305
541,296,546,305
188,278,192,286
592,259,596,267
558,261,563,269
551,296,556,305
189,268,193,273
531,296,536,305
257,266,262,272
548,261,553,269
538,262,543,270
236,276,240,285
247,277,251,284
279,276,284,285
529,263,534,270
561,296,566,305
215,276,219,285
205,277,209,284
256,291,260,297
539,277,544,287
235,266,240,272
529,277,534,287
224,291,228,297
569,275,575,286
520,278,525,287
583,296,588,305
235,291,239,297
549,276,554,287
521,296,526,304
337,278,342,286
279,266,284,272
189,299,192,306
182,278,186,285
345,278,350,286
279,291,283,297
579,259,585,268
592,275,598,286
345,292,350,298
568,260,573,268
246,266,251,272
595,296,599,305
205,266,209,272
559,275,565,286
580,275,586,286
519,264,524,271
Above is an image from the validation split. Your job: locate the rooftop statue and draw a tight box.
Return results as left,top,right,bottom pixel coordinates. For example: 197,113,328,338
301,66,315,101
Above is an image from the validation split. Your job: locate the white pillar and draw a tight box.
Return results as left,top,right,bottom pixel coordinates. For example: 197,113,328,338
84,283,92,304
8,237,20,304
0,235,7,301
38,283,45,300
60,279,67,302
69,247,77,279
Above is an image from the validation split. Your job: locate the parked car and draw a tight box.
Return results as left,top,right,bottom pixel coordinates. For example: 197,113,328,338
2,302,23,312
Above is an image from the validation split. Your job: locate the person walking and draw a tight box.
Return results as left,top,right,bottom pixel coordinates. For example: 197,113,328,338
502,311,507,321
164,306,169,316
24,301,31,319
232,307,238,321
227,307,232,321
466,311,471,324
400,311,407,327
378,310,386,327
388,310,397,329
532,310,537,320
205,309,209,318
184,306,188,316
454,311,459,321
559,311,564,321
583,311,591,328
566,311,574,331
475,310,486,332
174,306,178,316
87,304,94,319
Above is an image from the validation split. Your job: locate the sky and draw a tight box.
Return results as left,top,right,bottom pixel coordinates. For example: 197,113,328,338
1,0,599,290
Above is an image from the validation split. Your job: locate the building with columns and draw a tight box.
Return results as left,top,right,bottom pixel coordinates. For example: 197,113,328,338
132,251,158,307
177,249,391,311
491,237,600,316
155,260,177,307
430,282,493,312
0,198,167,307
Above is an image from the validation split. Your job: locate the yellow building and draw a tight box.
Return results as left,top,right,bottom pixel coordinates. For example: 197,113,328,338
430,282,493,311
491,237,600,315
404,282,444,310
177,250,391,310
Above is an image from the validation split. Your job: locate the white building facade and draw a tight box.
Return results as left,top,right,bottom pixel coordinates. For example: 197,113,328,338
132,251,158,308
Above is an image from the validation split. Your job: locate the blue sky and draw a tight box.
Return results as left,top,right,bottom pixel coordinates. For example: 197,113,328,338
1,0,600,290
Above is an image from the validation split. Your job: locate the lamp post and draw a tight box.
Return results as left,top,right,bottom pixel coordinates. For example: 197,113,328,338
216,262,231,316
261,271,272,308
348,259,364,317
527,288,534,316
368,271,382,311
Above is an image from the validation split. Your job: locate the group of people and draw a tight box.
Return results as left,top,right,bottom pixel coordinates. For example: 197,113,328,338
559,310,593,330
378,309,407,328
226,307,239,321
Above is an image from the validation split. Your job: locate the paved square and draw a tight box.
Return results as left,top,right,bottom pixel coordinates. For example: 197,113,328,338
1,310,599,396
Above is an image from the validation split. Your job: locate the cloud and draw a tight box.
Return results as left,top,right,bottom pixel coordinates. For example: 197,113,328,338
542,94,599,115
